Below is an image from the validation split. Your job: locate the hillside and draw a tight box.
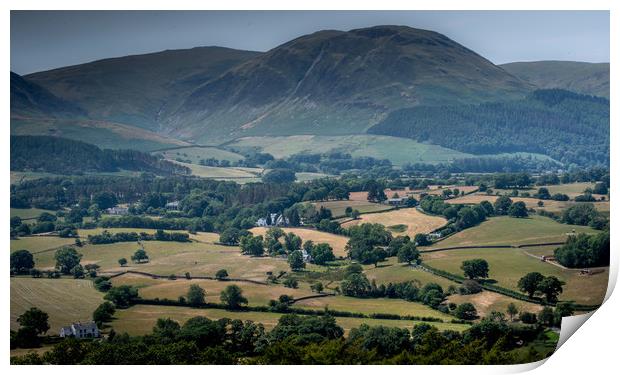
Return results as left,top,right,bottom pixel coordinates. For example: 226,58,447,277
10,135,190,175
368,89,609,166
25,46,261,131
500,61,609,98
168,25,533,143
10,72,85,117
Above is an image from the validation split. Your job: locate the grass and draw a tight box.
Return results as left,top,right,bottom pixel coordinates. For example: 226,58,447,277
226,135,472,166
10,278,104,333
11,236,76,254
313,200,390,217
342,207,447,238
10,208,56,219
156,146,244,164
422,247,608,305
32,240,290,282
449,193,609,214
363,258,455,289
425,215,600,248
111,305,470,336
171,161,262,180
447,291,543,318
250,227,349,257
111,274,313,306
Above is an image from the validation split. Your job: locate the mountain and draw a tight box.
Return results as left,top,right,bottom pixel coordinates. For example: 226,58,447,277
500,61,609,98
24,46,261,131
11,135,190,175
368,89,609,166
11,72,85,117
167,26,534,143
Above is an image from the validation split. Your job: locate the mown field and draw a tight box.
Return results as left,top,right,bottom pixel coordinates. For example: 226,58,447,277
342,207,447,238
10,278,104,333
447,291,543,317
172,161,263,181
363,257,454,288
491,182,601,199
250,227,349,257
424,215,600,248
111,305,470,336
313,200,391,218
422,247,608,305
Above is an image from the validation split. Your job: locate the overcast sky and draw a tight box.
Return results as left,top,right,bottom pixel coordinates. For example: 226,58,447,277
11,10,610,75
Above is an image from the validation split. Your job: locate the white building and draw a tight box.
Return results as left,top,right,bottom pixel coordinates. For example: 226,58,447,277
105,206,129,215
59,321,100,339
165,201,180,210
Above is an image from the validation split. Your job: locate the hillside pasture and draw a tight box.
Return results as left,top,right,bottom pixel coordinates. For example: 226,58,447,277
10,236,76,254
363,258,454,288
250,227,349,257
449,193,609,214
111,305,469,336
342,208,448,238
10,278,104,333
447,291,543,318
425,215,599,248
172,161,262,181
10,208,56,220
312,200,391,218
422,246,608,305
157,146,244,164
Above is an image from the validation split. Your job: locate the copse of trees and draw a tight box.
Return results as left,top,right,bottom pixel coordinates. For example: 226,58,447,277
10,249,35,274
461,259,489,280
88,229,189,245
554,231,609,268
54,247,82,274
517,272,565,302
220,285,248,309
345,223,392,265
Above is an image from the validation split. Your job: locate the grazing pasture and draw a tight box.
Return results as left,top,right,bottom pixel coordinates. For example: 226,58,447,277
250,227,349,257
312,200,390,217
447,291,542,318
422,247,608,305
157,146,244,164
425,215,599,248
363,258,454,288
342,208,447,238
111,305,470,336
172,161,263,181
10,236,76,254
10,278,104,333
10,208,56,219
448,193,609,214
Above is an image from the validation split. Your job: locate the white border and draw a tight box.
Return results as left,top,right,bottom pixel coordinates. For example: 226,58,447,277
2,1,617,374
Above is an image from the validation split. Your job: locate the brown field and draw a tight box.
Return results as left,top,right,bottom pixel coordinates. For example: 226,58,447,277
447,291,543,318
250,227,349,257
11,278,104,333
111,273,313,306
342,207,447,238
111,305,470,336
447,193,609,214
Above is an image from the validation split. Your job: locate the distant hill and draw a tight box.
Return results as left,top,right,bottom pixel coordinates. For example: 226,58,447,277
11,72,85,117
368,89,609,166
25,46,261,131
10,135,190,175
168,26,534,143
500,61,609,98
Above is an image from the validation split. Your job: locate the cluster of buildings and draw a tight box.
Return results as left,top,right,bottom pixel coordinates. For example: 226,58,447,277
255,213,291,227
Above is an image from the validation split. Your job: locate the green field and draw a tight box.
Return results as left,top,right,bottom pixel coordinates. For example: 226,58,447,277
111,305,469,336
156,146,245,163
10,278,104,333
172,161,263,180
425,215,599,248
313,200,391,218
226,134,472,166
11,236,76,254
363,258,455,288
10,208,56,219
422,247,608,305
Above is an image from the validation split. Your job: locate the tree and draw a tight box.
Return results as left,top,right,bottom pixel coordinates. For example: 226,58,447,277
118,258,128,267
220,285,248,309
187,284,207,306
240,235,264,257
219,228,243,245
397,242,420,265
104,286,139,308
493,196,513,215
461,259,489,279
71,264,85,279
414,233,431,246
17,307,50,335
131,249,149,263
93,302,116,325
508,201,528,218
506,303,518,322
311,282,324,294
366,181,387,203
54,247,82,274
536,187,551,200
310,243,335,265
593,182,608,195
215,269,229,280
537,307,555,326
517,272,544,298
11,249,35,273
92,191,118,210
262,169,296,184
340,273,371,297
284,232,302,252
287,250,306,271
454,303,478,320
536,276,565,303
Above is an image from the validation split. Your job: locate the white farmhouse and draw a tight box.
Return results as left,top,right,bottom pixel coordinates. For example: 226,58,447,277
59,321,100,339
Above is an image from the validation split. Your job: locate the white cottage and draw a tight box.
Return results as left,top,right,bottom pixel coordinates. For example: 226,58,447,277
59,321,100,339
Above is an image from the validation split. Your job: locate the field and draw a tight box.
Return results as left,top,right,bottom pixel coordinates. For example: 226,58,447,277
342,207,448,238
31,240,290,282
156,146,244,163
10,208,56,219
111,305,470,336
313,200,392,218
363,258,455,288
250,227,349,257
447,291,543,317
425,215,599,248
111,274,313,306
10,278,104,333
491,182,600,199
172,161,263,181
11,236,77,253
422,247,608,305
448,193,609,214
226,134,472,166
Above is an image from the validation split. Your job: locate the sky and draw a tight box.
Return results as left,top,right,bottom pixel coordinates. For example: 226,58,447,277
11,10,610,75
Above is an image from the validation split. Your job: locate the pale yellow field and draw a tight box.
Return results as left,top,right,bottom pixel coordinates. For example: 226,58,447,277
342,208,447,237
448,194,610,213
447,291,543,318
250,227,349,257
10,278,104,333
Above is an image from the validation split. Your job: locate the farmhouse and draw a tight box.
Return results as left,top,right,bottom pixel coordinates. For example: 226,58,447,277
165,201,181,210
255,213,291,227
386,197,408,206
106,206,129,215
59,321,100,339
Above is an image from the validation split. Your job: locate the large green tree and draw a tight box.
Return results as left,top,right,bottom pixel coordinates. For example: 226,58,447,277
461,259,489,280
54,247,82,274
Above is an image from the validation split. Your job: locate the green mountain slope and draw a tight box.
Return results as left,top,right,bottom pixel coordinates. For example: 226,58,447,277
500,61,609,98
367,89,609,166
167,25,534,143
11,72,85,117
25,46,261,131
